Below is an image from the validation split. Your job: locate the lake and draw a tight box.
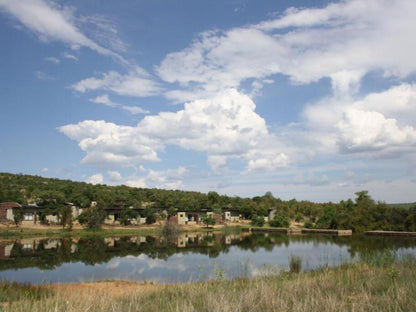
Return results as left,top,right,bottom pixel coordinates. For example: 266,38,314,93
1,232,416,285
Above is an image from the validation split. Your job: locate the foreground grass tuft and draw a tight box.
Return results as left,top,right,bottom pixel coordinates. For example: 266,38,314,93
0,281,52,303
2,257,416,311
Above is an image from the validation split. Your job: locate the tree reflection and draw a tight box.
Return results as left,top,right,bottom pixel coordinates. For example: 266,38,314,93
1,233,415,271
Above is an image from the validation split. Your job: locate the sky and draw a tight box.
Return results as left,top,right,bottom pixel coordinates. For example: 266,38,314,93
1,0,416,203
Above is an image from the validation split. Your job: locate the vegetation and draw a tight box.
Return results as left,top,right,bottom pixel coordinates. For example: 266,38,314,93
1,255,415,311
250,215,265,227
1,173,416,233
59,205,73,229
270,214,290,228
12,208,23,227
77,207,106,229
0,281,52,303
201,214,216,228
161,220,182,238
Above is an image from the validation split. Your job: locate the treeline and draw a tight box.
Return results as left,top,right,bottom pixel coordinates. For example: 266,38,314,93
1,173,415,232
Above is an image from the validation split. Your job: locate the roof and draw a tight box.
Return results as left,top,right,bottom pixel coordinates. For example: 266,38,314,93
0,202,22,209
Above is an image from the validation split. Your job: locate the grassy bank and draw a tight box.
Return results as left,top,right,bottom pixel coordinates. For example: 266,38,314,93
0,226,158,240
1,255,415,311
0,224,246,241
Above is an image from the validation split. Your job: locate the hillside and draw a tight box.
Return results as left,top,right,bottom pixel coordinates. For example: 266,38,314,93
1,172,416,232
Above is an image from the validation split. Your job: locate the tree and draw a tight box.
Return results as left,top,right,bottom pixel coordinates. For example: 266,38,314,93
13,208,24,227
59,205,73,229
119,208,139,225
77,206,105,229
251,215,265,227
143,207,156,224
202,214,216,228
270,215,290,228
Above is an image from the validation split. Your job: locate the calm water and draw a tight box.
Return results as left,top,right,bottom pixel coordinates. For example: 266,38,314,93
1,232,416,284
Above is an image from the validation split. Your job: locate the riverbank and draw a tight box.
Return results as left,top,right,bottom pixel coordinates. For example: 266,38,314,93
1,256,415,311
0,222,248,241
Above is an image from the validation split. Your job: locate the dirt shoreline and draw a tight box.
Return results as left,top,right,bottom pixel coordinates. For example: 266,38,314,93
42,280,164,298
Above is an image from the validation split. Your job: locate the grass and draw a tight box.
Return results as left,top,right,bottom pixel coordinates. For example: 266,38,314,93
0,223,246,241
1,255,415,311
0,226,157,240
0,281,52,303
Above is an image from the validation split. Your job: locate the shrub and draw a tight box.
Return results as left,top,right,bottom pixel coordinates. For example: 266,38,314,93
161,220,182,238
77,207,105,229
304,220,314,228
202,214,216,228
269,215,290,228
251,215,265,227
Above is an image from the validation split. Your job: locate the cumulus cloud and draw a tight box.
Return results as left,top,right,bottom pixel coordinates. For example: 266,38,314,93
108,170,122,181
87,173,103,185
157,0,416,101
57,0,416,198
73,68,161,97
0,0,123,61
58,120,162,168
125,178,147,188
337,108,416,153
60,89,288,172
299,83,416,157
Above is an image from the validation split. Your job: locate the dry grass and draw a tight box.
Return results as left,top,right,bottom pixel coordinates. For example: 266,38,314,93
2,257,416,312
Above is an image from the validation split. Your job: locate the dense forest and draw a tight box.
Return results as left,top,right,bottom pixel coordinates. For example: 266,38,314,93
1,172,415,232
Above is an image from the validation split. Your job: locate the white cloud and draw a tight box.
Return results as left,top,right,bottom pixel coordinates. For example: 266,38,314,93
87,173,103,185
56,0,416,199
337,108,416,153
299,83,416,157
41,167,49,173
73,68,161,97
60,89,288,172
78,14,127,53
44,56,60,64
125,178,147,188
90,94,149,115
108,170,122,181
35,71,54,80
145,167,187,189
62,52,78,61
90,94,118,107
157,0,416,101
0,0,123,61
58,120,162,168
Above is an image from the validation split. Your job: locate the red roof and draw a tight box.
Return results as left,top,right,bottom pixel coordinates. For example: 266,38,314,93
0,202,22,209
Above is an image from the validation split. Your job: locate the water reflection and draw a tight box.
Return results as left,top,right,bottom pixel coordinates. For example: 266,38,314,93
0,232,415,284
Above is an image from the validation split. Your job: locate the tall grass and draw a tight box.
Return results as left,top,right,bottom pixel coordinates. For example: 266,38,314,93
2,256,416,311
0,281,52,302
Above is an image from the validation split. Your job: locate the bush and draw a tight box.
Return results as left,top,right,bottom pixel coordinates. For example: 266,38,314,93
202,214,216,228
304,220,314,228
269,215,290,228
162,220,182,238
77,207,105,229
251,215,265,227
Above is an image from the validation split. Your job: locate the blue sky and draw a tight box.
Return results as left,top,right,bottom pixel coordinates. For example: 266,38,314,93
1,0,415,203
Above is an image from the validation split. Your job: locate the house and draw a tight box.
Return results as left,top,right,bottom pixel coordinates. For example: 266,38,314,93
103,207,148,225
173,209,239,225
223,210,242,222
0,202,21,221
0,202,80,225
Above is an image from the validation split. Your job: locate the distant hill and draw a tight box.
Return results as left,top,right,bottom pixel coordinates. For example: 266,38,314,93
387,203,416,209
